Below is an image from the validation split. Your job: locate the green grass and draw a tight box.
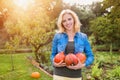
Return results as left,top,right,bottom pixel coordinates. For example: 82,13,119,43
0,53,53,80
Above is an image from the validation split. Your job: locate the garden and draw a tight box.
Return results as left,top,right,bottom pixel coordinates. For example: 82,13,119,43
0,51,120,80
0,0,120,80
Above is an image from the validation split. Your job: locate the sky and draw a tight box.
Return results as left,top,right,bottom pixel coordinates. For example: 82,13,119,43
63,0,103,5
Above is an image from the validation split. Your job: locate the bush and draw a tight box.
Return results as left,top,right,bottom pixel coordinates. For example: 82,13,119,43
106,66,120,79
91,63,103,80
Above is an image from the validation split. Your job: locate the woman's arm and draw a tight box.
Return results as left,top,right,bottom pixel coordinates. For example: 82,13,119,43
84,34,94,67
50,33,66,67
50,34,58,63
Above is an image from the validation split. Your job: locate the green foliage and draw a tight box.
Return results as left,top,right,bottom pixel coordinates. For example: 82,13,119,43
90,0,120,49
91,63,103,79
106,66,120,79
5,36,20,50
89,35,96,45
89,35,97,52
90,17,112,43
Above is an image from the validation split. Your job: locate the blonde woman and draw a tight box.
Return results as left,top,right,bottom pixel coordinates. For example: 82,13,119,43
51,9,94,80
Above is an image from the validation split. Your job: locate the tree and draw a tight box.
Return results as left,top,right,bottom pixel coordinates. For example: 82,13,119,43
68,4,96,35
91,2,104,17
102,0,120,45
46,0,64,20
90,17,113,44
36,0,64,20
4,0,56,63
90,0,120,47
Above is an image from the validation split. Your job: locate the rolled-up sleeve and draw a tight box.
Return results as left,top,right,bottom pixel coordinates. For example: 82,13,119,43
84,34,94,67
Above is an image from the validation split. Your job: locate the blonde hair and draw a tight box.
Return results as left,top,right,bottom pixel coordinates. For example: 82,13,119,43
57,9,82,33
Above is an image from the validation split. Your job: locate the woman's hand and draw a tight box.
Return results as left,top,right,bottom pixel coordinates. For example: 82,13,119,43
67,59,85,70
53,60,66,67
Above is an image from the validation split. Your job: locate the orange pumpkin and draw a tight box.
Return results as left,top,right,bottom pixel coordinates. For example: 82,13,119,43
31,72,40,78
65,53,78,66
54,52,65,63
76,53,86,63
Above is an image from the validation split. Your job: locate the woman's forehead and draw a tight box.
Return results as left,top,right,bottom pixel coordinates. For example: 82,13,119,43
63,12,72,16
62,13,73,18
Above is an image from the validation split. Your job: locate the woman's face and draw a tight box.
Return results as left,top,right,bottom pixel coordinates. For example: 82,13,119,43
62,13,74,31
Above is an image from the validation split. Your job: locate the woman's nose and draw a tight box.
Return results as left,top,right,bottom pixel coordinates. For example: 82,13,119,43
66,20,70,25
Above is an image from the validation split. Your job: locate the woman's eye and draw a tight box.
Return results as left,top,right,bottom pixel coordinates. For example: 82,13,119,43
68,18,72,21
62,20,66,23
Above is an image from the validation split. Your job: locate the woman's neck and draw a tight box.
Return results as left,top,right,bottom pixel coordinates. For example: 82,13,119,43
66,30,74,35
66,30,75,41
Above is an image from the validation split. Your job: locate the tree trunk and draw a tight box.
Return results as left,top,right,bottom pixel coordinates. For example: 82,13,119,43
10,51,14,71
34,49,39,63
110,43,113,62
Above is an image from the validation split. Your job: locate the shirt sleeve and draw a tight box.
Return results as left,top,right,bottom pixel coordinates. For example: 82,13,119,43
50,34,58,64
84,34,94,67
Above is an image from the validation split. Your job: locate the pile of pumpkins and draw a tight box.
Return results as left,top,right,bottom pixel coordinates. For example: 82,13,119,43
54,52,86,66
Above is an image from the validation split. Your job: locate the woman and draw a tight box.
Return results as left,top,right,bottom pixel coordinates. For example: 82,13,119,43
50,9,94,80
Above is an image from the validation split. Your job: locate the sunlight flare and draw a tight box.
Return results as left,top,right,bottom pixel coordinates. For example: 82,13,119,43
63,0,103,5
13,0,34,10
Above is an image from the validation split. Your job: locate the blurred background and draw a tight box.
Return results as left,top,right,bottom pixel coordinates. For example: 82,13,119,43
0,0,120,80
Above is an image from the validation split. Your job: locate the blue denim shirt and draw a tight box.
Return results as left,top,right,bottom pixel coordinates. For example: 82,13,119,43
50,32,94,67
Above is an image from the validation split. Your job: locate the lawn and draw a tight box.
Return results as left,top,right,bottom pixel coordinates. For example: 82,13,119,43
0,53,53,80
